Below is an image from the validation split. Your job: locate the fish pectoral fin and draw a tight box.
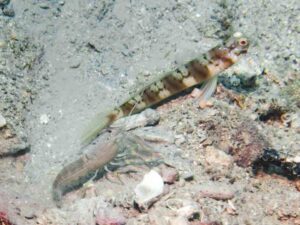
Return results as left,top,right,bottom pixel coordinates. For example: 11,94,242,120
197,76,218,109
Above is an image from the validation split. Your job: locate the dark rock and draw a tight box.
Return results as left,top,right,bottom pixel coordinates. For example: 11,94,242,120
2,4,15,17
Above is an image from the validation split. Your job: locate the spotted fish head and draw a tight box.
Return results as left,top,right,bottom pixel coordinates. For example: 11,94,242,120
210,32,249,64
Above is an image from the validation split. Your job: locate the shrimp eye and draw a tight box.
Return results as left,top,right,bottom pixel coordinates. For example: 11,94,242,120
238,38,248,46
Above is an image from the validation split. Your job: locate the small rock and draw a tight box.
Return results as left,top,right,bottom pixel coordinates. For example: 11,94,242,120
197,129,207,143
182,171,194,181
161,167,178,184
3,127,13,139
176,203,200,219
199,99,213,109
0,40,6,48
10,142,30,154
39,3,50,9
290,113,300,129
175,135,186,146
204,146,233,168
2,4,15,17
69,58,81,69
40,114,49,124
202,138,213,147
134,170,164,209
20,206,37,220
229,75,241,87
0,114,7,128
226,200,238,215
190,88,202,98
95,208,126,225
196,183,235,201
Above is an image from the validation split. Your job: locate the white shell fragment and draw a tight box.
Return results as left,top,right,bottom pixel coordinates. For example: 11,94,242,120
134,170,164,207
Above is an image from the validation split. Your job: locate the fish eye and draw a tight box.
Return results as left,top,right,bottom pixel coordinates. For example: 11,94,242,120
238,38,248,46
